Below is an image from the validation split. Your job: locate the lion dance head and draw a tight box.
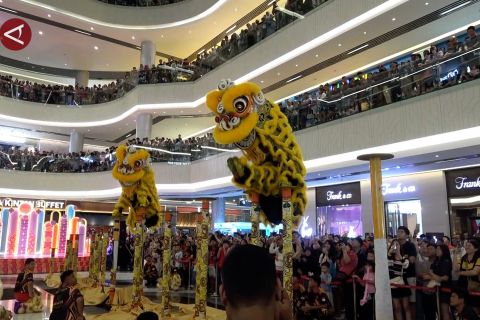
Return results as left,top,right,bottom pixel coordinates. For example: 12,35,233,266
112,145,162,228
206,80,306,225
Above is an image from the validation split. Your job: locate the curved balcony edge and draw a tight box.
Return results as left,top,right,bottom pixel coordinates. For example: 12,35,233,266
24,0,223,29
1,80,479,199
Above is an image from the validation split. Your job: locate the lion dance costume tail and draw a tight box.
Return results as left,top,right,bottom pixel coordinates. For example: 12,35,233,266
206,80,306,225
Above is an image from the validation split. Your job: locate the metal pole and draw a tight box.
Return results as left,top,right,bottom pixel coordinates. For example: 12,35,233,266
250,192,260,246
353,278,357,319
281,185,294,303
160,214,172,317
109,220,120,305
211,264,218,297
436,287,441,320
357,153,394,320
44,90,52,106
130,209,145,311
194,200,210,319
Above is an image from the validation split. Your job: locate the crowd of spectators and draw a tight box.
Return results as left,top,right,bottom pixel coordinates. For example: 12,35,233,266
115,226,480,320
0,1,328,106
98,0,184,6
0,133,234,173
281,26,480,132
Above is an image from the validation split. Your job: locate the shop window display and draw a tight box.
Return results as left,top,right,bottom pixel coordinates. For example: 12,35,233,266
385,200,422,237
316,204,363,237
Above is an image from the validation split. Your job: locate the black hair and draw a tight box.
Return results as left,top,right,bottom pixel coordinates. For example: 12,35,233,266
25,258,35,265
136,311,159,320
321,262,330,269
221,245,276,309
60,270,74,284
451,287,468,300
443,235,451,242
467,26,476,31
436,244,452,263
397,226,410,236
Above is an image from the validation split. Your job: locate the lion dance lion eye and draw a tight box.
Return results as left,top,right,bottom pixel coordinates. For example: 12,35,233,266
233,96,249,114
134,160,143,168
217,103,225,114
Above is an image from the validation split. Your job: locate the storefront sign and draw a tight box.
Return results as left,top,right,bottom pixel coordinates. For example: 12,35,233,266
0,198,66,210
316,182,361,206
382,183,416,195
446,167,480,197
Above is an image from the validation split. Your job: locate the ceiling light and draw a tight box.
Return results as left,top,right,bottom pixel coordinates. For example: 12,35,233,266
225,25,237,34
131,36,135,40
440,1,471,15
153,112,156,114
425,2,429,5
347,43,369,55
38,31,43,35
74,29,91,36
26,57,30,60
94,46,99,50
338,43,342,47
315,54,319,57
435,154,439,158
0,7,17,13
180,110,184,113
392,17,396,21
260,80,264,83
234,7,238,12
161,35,164,38
286,75,302,83
64,63,67,66
47,14,51,18
363,31,367,35
295,64,298,67
90,27,94,31
162,111,166,114
277,72,280,76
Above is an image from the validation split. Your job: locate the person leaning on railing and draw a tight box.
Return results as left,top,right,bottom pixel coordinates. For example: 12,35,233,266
454,239,480,311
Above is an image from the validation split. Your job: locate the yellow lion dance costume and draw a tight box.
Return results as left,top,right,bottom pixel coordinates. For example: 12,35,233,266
206,80,306,224
112,145,162,228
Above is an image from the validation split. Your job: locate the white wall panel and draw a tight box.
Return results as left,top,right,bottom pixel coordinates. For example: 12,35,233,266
360,171,449,235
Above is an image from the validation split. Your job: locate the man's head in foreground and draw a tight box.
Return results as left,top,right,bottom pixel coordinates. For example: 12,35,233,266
221,244,291,320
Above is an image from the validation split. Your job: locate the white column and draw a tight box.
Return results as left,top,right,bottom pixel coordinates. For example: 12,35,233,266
136,113,152,140
75,71,90,87
69,131,84,153
140,40,156,67
211,198,226,223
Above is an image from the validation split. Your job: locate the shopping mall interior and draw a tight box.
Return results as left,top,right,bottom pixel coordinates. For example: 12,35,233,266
0,0,479,319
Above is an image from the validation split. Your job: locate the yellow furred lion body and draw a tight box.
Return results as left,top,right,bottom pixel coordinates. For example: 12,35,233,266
206,80,306,225
112,145,162,229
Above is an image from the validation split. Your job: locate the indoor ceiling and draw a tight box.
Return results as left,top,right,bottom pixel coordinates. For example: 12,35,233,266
0,0,268,71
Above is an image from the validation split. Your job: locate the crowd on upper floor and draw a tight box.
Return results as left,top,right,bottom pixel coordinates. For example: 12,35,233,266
281,26,480,131
0,133,234,173
0,1,328,106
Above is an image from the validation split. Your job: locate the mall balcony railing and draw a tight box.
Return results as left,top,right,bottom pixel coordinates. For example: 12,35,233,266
0,0,326,106
97,0,185,6
0,46,479,173
0,140,238,173
281,46,480,132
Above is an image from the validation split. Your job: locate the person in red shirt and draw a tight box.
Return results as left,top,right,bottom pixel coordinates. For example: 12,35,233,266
338,242,358,320
217,240,231,291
